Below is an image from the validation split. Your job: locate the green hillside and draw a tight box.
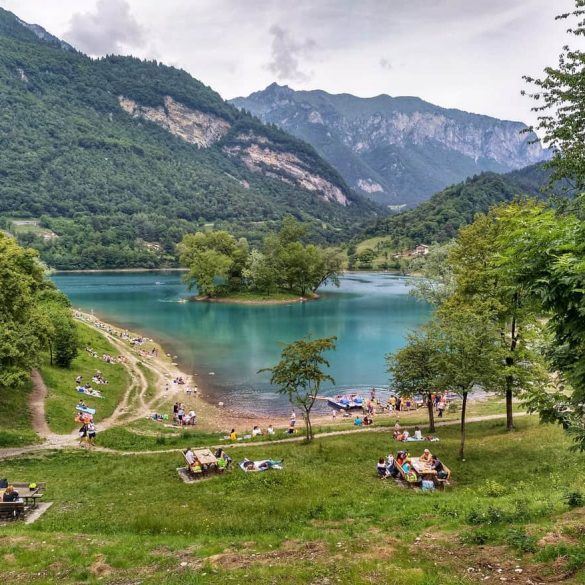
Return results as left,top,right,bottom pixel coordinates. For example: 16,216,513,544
361,164,557,248
0,9,377,270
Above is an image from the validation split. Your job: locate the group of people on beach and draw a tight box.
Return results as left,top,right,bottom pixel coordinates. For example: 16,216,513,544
172,402,197,426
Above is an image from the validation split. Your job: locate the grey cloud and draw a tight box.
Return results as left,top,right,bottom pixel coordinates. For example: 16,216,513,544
379,57,392,70
266,25,316,82
64,0,145,55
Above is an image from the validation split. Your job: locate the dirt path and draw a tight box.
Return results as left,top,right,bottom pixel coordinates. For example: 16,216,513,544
29,370,52,437
0,412,531,461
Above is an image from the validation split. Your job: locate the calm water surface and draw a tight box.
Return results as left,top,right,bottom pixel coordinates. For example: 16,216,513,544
52,271,432,415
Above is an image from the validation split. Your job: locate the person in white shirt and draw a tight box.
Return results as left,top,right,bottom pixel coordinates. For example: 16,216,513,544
414,426,423,440
185,448,195,466
252,425,262,437
267,425,275,435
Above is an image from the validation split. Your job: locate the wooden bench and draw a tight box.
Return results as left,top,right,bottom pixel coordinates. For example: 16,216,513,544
0,502,25,521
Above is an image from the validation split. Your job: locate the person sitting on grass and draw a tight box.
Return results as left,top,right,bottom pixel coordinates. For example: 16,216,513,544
363,415,373,426
229,429,237,441
267,424,275,435
252,425,263,437
354,415,363,426
414,426,423,440
2,485,19,502
386,453,398,477
377,458,389,478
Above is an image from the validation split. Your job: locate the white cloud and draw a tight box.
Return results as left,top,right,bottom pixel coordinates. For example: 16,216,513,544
64,0,145,55
0,0,576,126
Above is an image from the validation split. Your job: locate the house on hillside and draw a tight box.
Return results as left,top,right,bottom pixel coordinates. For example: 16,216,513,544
413,244,430,257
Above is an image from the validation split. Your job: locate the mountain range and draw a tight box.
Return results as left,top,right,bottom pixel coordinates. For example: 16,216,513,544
0,8,376,269
231,83,550,206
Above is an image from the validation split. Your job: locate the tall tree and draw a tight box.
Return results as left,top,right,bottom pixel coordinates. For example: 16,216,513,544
496,200,585,449
432,309,503,460
178,231,248,297
523,0,585,189
387,328,442,432
0,234,46,388
262,336,337,441
447,210,546,431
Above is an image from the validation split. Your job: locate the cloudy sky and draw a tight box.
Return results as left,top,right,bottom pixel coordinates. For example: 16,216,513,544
1,0,578,125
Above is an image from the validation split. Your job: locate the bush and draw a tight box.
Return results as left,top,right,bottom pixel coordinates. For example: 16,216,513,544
482,480,507,497
563,490,584,509
505,528,537,553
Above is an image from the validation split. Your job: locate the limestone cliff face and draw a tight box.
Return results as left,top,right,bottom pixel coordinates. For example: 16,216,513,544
118,95,351,206
118,95,231,148
223,133,349,206
230,84,551,206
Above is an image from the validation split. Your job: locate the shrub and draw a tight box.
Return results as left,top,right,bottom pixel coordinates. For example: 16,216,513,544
563,491,584,509
482,480,507,497
505,528,537,553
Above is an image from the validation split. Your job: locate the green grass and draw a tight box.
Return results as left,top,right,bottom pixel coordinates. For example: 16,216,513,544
203,290,314,303
41,322,130,434
0,380,40,447
1,417,584,583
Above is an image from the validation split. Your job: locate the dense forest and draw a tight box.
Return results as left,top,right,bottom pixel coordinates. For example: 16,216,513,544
361,164,564,248
0,8,377,270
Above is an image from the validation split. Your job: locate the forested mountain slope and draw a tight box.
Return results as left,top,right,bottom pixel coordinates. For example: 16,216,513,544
231,83,550,206
361,164,558,247
0,8,377,269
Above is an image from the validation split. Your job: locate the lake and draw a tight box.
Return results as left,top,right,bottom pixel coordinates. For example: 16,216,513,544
52,271,432,415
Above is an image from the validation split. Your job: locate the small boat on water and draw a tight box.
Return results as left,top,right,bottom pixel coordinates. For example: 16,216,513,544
327,393,365,411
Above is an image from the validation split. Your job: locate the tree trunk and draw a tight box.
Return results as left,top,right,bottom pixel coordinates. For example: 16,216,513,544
304,411,313,441
506,301,519,431
505,383,514,431
459,391,468,460
426,394,436,433
48,341,53,366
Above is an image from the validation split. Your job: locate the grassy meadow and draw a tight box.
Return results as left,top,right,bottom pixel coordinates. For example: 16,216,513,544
40,323,130,434
1,417,584,584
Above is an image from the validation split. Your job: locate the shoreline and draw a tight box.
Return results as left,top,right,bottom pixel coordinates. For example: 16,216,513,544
189,292,320,305
54,268,187,274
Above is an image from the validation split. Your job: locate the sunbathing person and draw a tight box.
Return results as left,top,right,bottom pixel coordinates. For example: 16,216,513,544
414,426,423,440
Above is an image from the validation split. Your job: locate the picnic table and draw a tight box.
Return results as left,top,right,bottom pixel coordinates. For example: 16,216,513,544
410,457,437,477
11,482,45,508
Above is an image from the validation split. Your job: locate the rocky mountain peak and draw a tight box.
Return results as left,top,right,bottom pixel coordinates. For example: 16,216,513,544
230,85,551,206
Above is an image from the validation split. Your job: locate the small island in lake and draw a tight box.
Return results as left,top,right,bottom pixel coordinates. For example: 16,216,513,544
178,217,342,304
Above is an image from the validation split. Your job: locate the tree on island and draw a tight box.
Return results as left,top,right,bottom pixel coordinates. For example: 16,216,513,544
262,336,337,441
178,231,248,297
387,327,442,433
178,217,343,299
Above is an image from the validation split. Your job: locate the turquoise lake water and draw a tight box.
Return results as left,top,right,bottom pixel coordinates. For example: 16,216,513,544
52,271,432,415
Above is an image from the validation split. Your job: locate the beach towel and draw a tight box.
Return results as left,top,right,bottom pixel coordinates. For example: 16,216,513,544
239,458,283,472
76,405,96,415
